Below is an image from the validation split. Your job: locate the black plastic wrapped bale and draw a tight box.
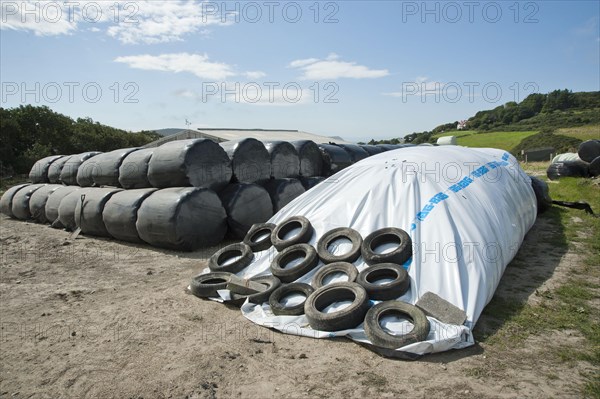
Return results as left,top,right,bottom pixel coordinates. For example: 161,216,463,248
546,161,590,180
102,188,157,243
578,140,600,163
590,156,600,177
263,141,300,179
12,184,46,220
338,144,370,163
29,184,63,223
377,144,399,151
45,186,81,228
74,187,123,237
118,148,154,189
218,183,273,239
147,139,232,190
0,184,31,218
263,178,306,212
88,148,140,187
529,176,552,213
136,187,227,251
60,152,102,186
48,155,72,183
58,187,94,231
360,145,385,156
290,140,323,177
318,144,353,176
29,155,65,183
299,176,325,190
219,138,271,183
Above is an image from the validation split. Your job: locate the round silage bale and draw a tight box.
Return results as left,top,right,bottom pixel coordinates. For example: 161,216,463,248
45,186,81,228
74,187,123,237
87,148,140,187
118,148,154,189
262,178,306,213
360,145,385,156
48,155,72,183
263,141,300,179
29,184,63,223
220,138,271,184
136,187,228,251
299,176,325,191
102,188,158,243
290,140,324,177
218,183,273,239
29,155,65,183
58,187,95,231
578,140,600,163
147,139,232,190
0,184,31,218
11,184,46,220
60,152,102,185
337,144,370,163
318,144,353,176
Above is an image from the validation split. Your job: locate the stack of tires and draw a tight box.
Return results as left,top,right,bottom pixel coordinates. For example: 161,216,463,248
191,215,430,351
547,140,600,180
3,138,416,251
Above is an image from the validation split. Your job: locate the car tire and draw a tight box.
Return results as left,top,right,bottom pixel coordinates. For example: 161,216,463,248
271,216,314,251
209,243,253,273
232,275,281,304
364,300,430,349
270,243,319,283
190,272,233,298
356,263,410,301
361,227,412,266
304,282,369,332
311,262,358,289
243,222,276,252
316,227,363,264
269,283,315,316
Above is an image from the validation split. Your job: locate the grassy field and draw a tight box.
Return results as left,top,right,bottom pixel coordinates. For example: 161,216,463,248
556,124,600,141
476,168,600,396
434,131,539,151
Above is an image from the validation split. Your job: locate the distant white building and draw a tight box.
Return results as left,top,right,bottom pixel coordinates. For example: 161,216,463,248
457,120,467,130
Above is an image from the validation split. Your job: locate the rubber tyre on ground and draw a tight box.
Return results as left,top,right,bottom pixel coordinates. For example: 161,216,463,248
208,243,253,274
190,272,233,298
270,243,319,283
311,262,359,289
361,227,412,266
269,283,315,316
317,227,363,264
364,300,430,350
271,216,314,251
231,275,281,304
304,282,369,332
357,263,410,300
243,223,276,252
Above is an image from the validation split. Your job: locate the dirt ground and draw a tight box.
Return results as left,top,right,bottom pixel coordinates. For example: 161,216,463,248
0,212,594,399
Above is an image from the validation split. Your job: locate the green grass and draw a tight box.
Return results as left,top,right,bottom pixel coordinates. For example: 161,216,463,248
475,172,600,394
555,124,600,141
432,131,539,151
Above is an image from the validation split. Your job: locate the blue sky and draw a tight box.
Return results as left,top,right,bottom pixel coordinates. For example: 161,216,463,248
1,1,599,142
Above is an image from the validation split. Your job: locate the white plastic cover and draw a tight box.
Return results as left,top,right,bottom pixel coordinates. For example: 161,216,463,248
229,146,537,355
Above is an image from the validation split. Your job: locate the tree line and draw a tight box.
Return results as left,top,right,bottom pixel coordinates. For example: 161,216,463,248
1,105,160,175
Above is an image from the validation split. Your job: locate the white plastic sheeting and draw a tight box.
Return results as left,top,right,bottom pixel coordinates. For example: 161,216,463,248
231,146,537,355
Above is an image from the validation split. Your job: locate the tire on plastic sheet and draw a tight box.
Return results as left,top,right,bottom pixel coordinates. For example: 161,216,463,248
208,243,254,274
356,263,410,301
271,215,314,251
312,262,359,289
190,272,233,298
243,222,276,252
270,243,319,283
362,227,412,266
364,300,430,350
269,283,314,316
304,282,369,332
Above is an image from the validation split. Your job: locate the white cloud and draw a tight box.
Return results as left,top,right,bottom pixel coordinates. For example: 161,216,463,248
0,1,229,44
115,53,236,80
289,53,389,80
244,71,267,80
